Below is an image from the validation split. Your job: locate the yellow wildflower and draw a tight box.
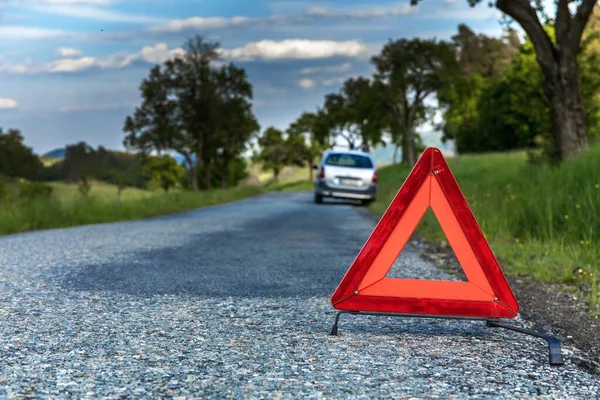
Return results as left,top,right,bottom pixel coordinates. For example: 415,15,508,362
595,184,600,189
565,215,569,220
578,268,584,274
576,204,581,208
581,240,585,245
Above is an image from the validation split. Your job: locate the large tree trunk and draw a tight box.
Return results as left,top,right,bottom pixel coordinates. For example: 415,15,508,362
543,54,588,161
308,162,313,181
221,155,229,189
189,165,198,191
204,161,212,190
496,0,595,162
184,155,198,191
392,144,399,164
403,112,416,167
401,129,416,167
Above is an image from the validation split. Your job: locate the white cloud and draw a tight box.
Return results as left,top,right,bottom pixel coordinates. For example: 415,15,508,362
0,26,66,40
429,4,502,20
305,3,415,19
150,3,417,33
301,62,352,75
298,78,316,88
56,47,82,57
31,5,162,23
322,77,346,87
58,102,135,112
220,39,368,61
0,98,18,109
0,39,367,75
0,43,184,74
149,16,252,33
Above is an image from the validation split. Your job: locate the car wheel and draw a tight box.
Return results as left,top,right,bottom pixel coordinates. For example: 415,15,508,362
360,199,373,206
314,193,323,204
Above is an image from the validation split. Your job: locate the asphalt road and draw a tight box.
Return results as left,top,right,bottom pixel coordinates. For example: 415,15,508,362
0,191,598,399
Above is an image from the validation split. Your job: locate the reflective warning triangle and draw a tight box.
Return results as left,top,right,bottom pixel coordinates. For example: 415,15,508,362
330,147,519,318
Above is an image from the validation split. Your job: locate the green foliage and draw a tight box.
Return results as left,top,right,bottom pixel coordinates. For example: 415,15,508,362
0,128,44,180
58,141,147,188
124,34,258,191
371,37,461,165
143,155,186,192
287,112,329,164
18,182,53,201
443,16,600,162
254,126,308,181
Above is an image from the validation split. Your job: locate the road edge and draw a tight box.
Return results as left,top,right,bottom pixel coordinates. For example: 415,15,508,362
355,206,600,376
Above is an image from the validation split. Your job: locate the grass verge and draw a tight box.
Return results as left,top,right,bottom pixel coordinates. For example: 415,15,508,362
371,144,600,314
0,184,264,236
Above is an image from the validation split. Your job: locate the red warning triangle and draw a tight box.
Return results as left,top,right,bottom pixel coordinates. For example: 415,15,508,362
331,147,519,318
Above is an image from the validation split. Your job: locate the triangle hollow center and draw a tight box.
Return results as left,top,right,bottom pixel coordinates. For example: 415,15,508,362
356,174,496,303
385,208,466,282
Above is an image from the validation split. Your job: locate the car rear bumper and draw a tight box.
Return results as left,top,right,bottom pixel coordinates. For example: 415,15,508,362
315,180,377,200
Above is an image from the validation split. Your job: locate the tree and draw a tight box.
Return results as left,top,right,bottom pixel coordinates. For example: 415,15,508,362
213,62,260,189
439,25,523,152
442,18,600,157
339,77,387,152
451,23,520,79
320,93,356,149
371,37,461,166
143,155,186,192
287,112,330,180
124,34,258,191
255,126,304,182
0,128,43,180
411,0,598,162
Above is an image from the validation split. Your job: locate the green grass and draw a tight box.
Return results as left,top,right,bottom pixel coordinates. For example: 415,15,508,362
48,181,155,202
0,181,264,236
267,179,314,192
371,145,600,314
0,163,311,237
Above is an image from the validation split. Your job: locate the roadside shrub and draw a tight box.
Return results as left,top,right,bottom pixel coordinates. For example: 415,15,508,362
18,182,54,200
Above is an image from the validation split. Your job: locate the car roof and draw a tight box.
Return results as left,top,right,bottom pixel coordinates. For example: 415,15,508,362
324,149,373,157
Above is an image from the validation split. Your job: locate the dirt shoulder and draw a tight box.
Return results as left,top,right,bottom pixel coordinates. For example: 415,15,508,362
357,208,600,375
418,239,600,375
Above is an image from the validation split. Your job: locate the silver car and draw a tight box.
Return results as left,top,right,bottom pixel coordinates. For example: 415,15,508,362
313,149,377,206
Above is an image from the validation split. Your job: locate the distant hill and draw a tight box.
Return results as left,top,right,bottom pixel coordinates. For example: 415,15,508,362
42,148,66,159
39,136,455,169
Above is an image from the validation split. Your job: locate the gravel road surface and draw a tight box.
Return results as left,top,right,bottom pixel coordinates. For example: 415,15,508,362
0,191,598,399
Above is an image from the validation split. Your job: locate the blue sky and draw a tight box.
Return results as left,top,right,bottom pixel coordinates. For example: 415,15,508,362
0,0,510,155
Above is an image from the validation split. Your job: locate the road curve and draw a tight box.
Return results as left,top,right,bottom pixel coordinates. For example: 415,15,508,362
0,191,598,398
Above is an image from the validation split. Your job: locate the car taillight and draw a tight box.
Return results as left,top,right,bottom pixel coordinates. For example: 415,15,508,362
319,167,325,179
371,171,378,184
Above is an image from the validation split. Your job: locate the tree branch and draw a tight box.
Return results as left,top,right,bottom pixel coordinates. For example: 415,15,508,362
570,0,598,51
496,0,556,72
555,0,571,50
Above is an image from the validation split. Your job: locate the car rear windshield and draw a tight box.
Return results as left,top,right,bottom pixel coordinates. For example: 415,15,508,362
325,153,373,168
